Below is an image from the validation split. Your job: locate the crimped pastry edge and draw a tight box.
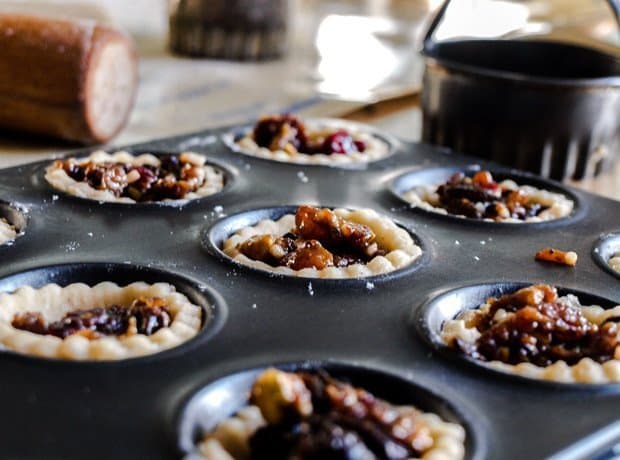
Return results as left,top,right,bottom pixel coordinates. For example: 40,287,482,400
402,179,574,223
0,217,17,246
228,118,392,166
44,150,224,204
609,252,620,273
441,297,620,384
0,281,203,360
195,404,466,460
222,208,422,279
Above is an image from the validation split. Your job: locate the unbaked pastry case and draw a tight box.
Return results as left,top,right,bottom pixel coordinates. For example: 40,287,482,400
0,123,619,459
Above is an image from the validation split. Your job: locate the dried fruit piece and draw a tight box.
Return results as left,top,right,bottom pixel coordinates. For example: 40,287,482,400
295,206,377,257
253,114,307,153
321,130,365,155
250,368,313,424
281,240,334,270
535,248,578,267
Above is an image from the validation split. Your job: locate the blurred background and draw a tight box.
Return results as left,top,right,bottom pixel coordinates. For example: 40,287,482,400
0,0,618,194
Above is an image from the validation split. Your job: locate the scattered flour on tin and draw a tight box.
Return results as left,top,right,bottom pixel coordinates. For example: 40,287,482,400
212,205,226,218
365,281,375,290
308,282,314,296
177,135,217,150
297,171,309,183
63,241,80,252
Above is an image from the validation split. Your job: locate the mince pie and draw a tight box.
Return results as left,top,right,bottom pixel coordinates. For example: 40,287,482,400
231,115,391,166
402,170,573,222
0,282,202,360
194,368,465,460
45,151,224,204
442,284,620,383
223,205,421,278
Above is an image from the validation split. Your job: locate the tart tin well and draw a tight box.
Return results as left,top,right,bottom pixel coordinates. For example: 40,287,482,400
414,281,620,389
41,150,236,207
0,200,27,242
202,205,428,283
0,121,618,458
593,232,620,281
389,165,582,226
175,361,484,460
0,263,227,363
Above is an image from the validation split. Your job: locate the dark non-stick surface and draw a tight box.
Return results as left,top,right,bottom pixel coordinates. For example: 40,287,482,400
0,126,619,460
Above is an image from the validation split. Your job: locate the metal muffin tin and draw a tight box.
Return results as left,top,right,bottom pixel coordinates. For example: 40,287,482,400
0,124,619,459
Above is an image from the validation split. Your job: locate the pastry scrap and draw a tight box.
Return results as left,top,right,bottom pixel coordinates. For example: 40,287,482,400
0,282,203,360
442,284,620,383
610,252,620,274
0,217,17,246
232,115,391,165
195,368,465,460
45,151,224,203
223,205,422,278
535,248,578,267
402,170,573,222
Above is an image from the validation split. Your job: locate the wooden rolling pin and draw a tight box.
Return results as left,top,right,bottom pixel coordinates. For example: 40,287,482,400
0,14,138,144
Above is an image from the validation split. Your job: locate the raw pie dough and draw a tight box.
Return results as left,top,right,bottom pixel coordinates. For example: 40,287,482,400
0,282,203,360
223,208,422,278
229,119,391,166
0,218,17,245
442,295,620,383
610,252,620,273
402,178,573,223
45,150,224,204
